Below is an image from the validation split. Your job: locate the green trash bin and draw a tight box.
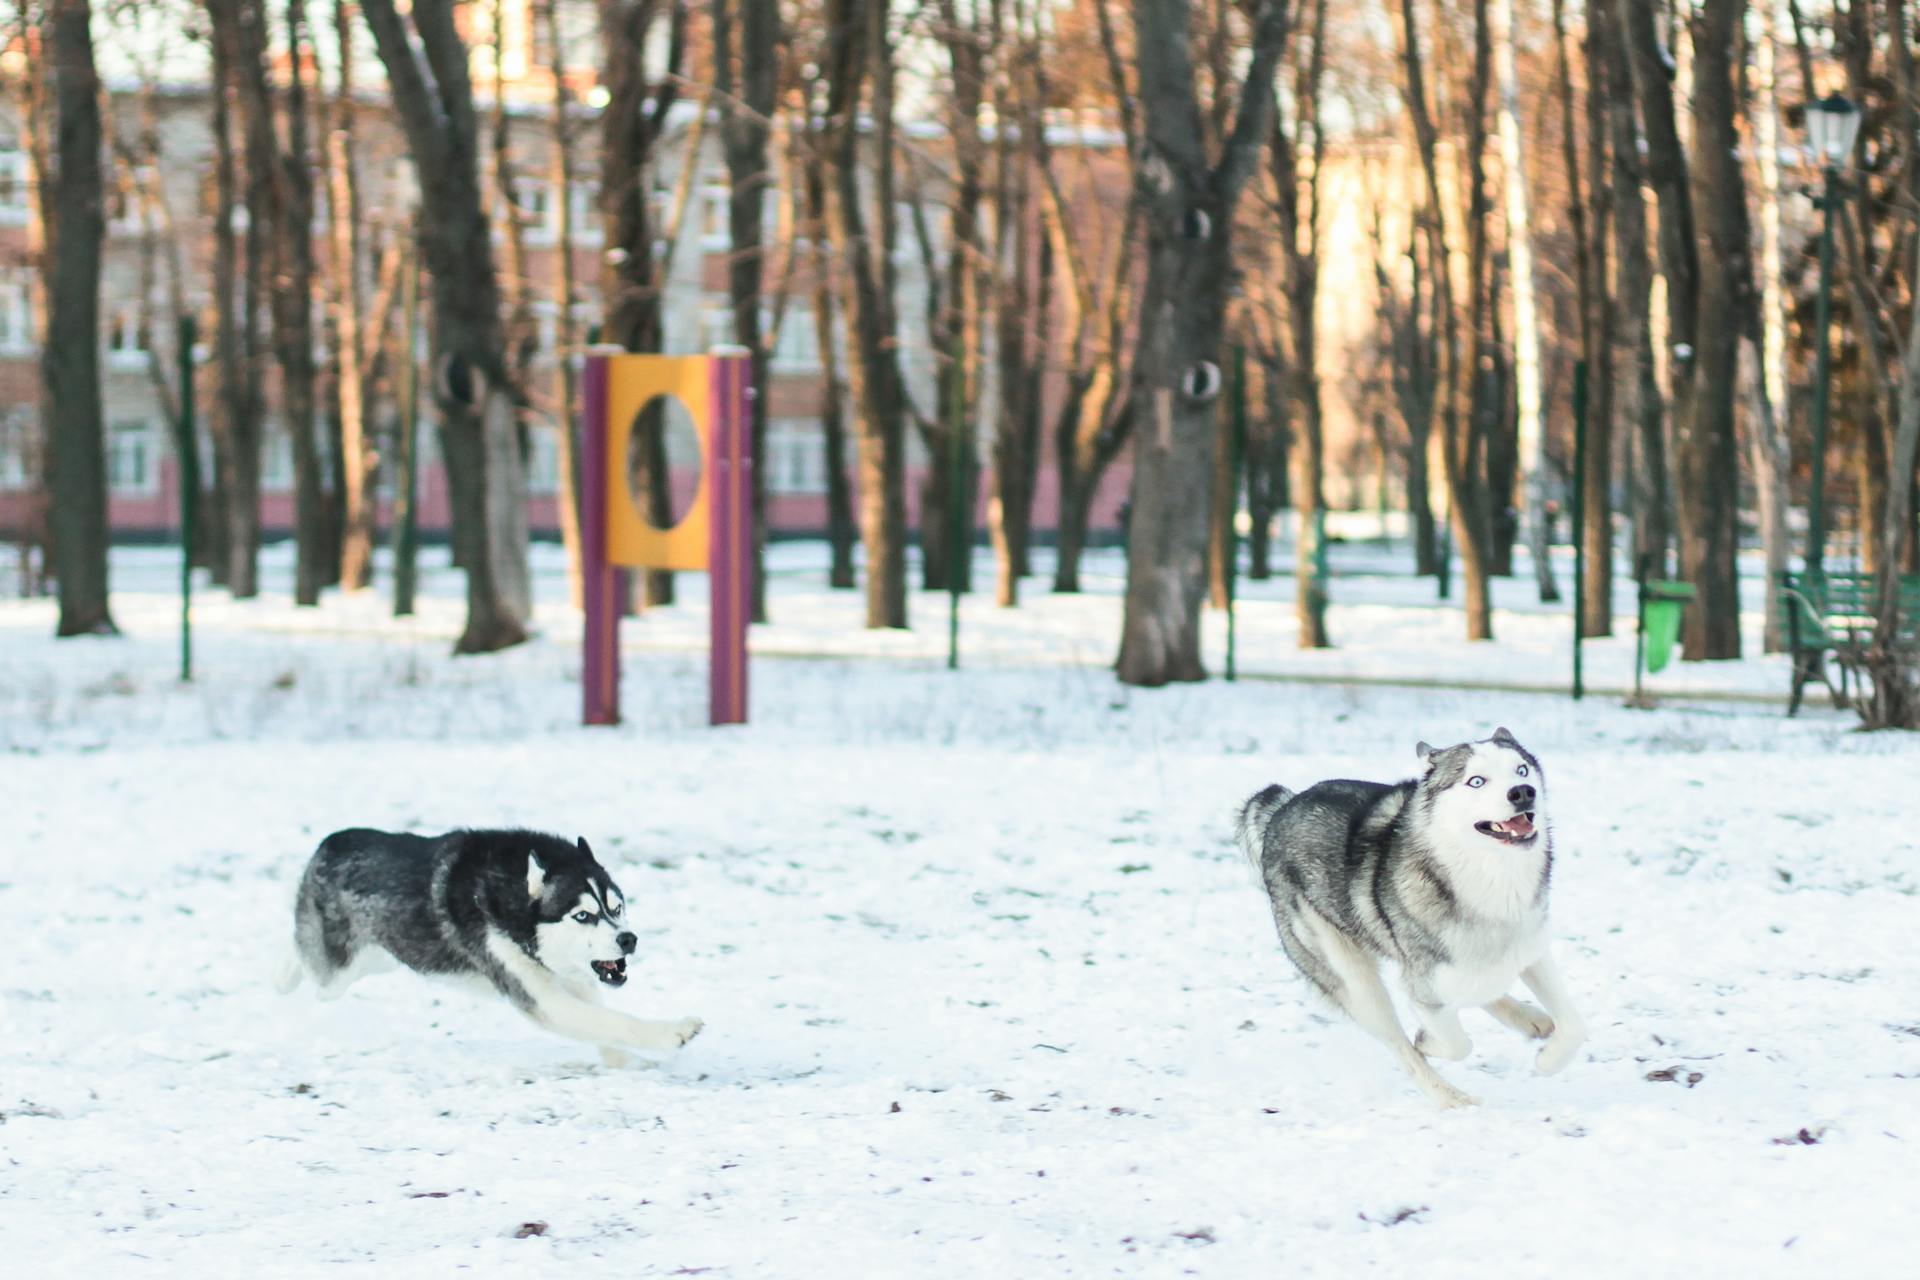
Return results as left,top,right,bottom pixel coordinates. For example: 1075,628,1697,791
1640,580,1697,676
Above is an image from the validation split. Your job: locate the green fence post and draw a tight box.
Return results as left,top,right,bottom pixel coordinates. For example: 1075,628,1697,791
1227,345,1246,681
392,239,421,618
1572,359,1587,701
947,357,966,671
175,315,197,683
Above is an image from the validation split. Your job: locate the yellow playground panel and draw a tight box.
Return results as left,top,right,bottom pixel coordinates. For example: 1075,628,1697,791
602,355,712,572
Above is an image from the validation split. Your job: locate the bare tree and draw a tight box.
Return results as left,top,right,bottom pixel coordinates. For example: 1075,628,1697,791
822,0,914,628
205,0,271,597
328,0,375,590
1042,0,1140,595
1618,0,1745,660
1398,0,1494,639
713,0,779,620
1271,0,1329,648
42,0,114,634
986,9,1045,606
1558,0,1612,636
1115,0,1292,684
361,0,531,652
1492,0,1556,604
599,0,688,608
274,0,326,605
1602,0,1664,581
543,0,586,607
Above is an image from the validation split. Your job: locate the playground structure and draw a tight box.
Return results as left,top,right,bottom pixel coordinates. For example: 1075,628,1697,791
581,350,753,727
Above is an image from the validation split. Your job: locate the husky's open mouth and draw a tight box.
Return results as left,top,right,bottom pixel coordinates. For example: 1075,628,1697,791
1475,812,1537,843
590,958,628,987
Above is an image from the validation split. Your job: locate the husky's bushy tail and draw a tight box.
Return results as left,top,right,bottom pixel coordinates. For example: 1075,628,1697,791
1235,783,1294,873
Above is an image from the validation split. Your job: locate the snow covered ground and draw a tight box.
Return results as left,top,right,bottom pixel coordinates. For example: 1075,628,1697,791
3,540,1917,1275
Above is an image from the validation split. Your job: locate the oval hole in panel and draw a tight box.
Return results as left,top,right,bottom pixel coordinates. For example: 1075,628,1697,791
624,393,702,530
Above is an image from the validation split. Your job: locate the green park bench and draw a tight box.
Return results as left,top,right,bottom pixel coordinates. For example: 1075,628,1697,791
1777,569,1920,715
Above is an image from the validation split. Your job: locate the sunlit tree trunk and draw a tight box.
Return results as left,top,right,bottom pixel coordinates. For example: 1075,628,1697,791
43,0,115,635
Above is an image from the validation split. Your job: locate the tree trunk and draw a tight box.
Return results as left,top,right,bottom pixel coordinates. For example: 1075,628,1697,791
599,0,686,609
43,0,115,636
1750,1,1791,652
1245,351,1289,580
362,0,530,652
989,102,1034,608
207,0,269,599
544,0,585,610
1274,0,1330,648
714,0,777,622
1493,0,1557,603
273,0,325,606
807,168,858,589
1116,0,1292,684
1604,0,1665,581
1561,0,1613,636
329,0,374,590
823,0,910,628
1674,0,1745,659
1399,0,1492,638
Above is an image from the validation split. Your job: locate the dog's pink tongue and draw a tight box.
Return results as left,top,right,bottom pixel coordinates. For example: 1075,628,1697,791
1505,814,1535,839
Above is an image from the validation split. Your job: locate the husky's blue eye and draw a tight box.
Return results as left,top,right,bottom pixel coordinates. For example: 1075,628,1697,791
1466,776,1486,788
573,910,594,924
1516,764,1530,777
607,902,622,917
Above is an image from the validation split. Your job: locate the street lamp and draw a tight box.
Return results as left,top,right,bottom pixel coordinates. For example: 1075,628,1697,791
1803,94,1862,584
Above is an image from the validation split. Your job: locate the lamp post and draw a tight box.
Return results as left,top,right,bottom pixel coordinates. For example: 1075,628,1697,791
1803,93,1862,583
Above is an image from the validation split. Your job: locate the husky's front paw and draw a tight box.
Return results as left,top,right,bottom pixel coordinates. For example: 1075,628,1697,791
1426,1080,1481,1109
670,1017,704,1047
1534,1025,1586,1075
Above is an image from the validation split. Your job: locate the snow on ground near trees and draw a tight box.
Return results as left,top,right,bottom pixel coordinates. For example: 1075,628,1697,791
3,541,1918,1276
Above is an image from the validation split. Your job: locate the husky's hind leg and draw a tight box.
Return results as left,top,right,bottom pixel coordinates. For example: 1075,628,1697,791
1483,995,1554,1039
274,947,305,994
1288,906,1478,1108
291,877,385,1000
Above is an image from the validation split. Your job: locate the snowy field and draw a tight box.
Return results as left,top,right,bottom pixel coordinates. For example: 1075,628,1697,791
3,539,1918,1276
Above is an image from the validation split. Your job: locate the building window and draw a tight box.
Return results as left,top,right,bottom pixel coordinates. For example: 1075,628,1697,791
0,407,32,489
0,149,29,224
570,179,603,245
0,269,32,353
698,294,734,352
261,423,293,492
527,423,559,495
107,308,151,370
768,303,820,371
108,420,159,495
766,419,827,495
513,175,557,243
699,185,730,248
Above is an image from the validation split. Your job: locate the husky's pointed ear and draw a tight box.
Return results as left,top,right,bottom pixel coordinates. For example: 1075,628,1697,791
576,835,593,860
526,853,547,901
1491,726,1518,747
1416,741,1436,766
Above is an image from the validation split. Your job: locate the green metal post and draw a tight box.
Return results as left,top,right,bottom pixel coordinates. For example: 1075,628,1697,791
1227,345,1246,681
947,357,966,671
175,315,197,682
1805,166,1841,585
392,240,421,617
1571,360,1587,701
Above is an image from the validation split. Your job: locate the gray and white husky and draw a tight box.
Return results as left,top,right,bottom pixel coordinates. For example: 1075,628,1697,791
276,828,703,1064
1235,728,1586,1107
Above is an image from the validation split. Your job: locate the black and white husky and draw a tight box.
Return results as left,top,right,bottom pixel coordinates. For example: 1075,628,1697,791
276,828,703,1064
1236,728,1586,1108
